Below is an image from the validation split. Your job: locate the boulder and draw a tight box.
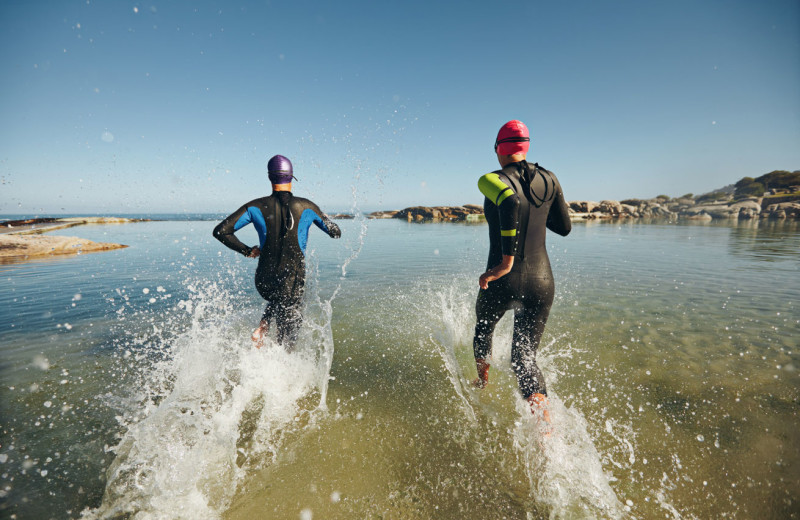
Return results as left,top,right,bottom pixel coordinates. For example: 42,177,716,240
394,205,483,222
730,200,761,220
368,210,399,219
684,204,737,219
761,202,800,219
570,201,599,213
598,200,623,216
685,212,713,221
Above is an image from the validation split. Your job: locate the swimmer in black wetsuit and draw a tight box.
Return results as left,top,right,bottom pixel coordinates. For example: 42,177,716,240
472,120,571,417
213,155,341,349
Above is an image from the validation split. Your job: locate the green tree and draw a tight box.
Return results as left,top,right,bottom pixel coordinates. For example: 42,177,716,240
734,181,765,200
754,170,800,191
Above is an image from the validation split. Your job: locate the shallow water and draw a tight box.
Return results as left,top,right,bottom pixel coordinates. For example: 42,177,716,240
0,218,798,519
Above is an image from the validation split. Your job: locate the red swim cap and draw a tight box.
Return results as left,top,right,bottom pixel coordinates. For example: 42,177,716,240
495,120,530,155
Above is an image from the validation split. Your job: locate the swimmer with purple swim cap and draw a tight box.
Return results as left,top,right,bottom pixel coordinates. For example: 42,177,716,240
213,155,341,350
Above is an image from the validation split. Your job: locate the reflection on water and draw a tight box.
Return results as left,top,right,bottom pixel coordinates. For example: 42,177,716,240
727,219,800,262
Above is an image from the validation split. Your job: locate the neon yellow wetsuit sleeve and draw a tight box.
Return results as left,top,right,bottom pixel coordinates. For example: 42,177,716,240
478,173,520,256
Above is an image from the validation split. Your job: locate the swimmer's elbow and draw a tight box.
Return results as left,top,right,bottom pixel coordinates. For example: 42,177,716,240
547,217,571,237
212,223,226,242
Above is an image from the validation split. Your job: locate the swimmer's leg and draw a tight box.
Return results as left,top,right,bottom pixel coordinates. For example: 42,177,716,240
274,276,304,352
511,299,552,415
253,303,274,348
472,289,505,388
275,301,303,352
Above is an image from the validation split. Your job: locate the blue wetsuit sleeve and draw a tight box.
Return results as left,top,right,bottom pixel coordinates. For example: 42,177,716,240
308,202,341,239
297,204,342,255
478,173,520,255
213,204,255,256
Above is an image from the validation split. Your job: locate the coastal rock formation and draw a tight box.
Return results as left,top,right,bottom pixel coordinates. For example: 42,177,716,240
369,205,483,222
372,195,800,223
0,235,128,262
0,217,137,262
573,193,799,221
2,216,148,234
761,202,800,219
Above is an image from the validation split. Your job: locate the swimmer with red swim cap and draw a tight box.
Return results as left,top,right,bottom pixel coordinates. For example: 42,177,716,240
473,120,572,422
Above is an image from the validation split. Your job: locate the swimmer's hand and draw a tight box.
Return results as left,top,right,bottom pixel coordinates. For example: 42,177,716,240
248,246,261,258
479,255,514,289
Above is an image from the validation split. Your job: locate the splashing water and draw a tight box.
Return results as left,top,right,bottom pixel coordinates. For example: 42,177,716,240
512,393,627,519
427,279,628,519
82,282,332,519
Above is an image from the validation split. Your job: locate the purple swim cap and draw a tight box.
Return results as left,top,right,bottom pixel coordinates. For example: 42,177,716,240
267,155,294,184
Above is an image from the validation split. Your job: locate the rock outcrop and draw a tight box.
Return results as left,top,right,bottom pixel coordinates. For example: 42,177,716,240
0,235,128,262
369,205,483,222
368,192,800,222
0,217,138,262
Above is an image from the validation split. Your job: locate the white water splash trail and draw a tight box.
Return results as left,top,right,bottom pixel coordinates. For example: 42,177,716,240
82,283,322,520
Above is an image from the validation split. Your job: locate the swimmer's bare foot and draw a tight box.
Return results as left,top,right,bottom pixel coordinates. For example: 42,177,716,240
472,358,490,389
528,393,552,435
252,321,268,348
471,377,487,389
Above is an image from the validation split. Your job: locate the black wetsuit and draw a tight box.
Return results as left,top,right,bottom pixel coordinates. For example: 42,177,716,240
213,192,341,346
474,161,571,398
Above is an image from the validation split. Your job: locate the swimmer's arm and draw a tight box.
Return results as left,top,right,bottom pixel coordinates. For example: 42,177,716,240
479,255,514,289
213,204,257,256
317,215,341,239
309,203,342,239
478,173,520,255
546,181,572,236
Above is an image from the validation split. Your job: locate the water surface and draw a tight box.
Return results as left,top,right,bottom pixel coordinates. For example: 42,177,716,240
0,218,797,519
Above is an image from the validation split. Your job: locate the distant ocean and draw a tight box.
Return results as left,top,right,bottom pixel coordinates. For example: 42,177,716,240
1,217,798,519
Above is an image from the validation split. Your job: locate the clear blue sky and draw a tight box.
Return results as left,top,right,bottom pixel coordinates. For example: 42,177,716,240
1,0,798,214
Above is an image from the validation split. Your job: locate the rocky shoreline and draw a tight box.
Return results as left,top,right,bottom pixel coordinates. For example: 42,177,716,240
0,217,144,262
368,193,800,222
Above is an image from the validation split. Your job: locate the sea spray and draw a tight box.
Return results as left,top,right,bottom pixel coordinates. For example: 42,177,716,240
82,281,330,519
425,277,628,518
429,283,479,424
512,392,627,519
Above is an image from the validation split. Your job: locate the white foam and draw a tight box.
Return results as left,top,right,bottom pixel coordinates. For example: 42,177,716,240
82,282,333,520
512,395,626,519
430,280,626,519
